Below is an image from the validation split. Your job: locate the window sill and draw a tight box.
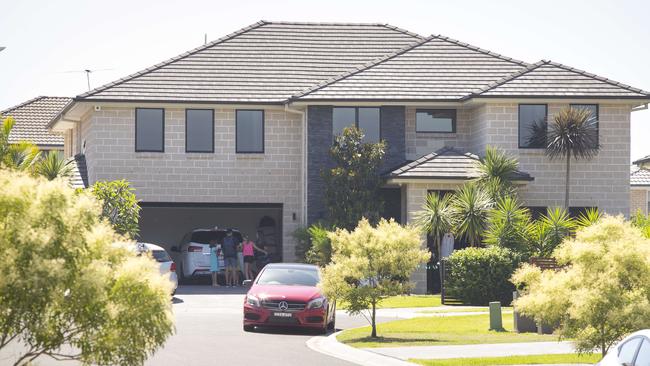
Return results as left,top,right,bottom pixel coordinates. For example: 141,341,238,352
236,154,265,160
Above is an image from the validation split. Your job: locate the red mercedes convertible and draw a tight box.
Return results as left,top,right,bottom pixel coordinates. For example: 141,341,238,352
243,263,336,333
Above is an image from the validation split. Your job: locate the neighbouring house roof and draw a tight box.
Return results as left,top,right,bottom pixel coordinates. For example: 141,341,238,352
293,35,528,101
387,146,533,181
63,21,650,106
1,96,71,147
631,166,650,187
76,21,422,103
69,154,89,189
472,60,650,99
633,155,650,166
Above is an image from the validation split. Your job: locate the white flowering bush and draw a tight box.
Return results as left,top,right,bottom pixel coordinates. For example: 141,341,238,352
0,170,174,365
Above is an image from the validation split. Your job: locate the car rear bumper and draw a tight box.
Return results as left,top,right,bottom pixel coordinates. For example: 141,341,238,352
243,304,328,328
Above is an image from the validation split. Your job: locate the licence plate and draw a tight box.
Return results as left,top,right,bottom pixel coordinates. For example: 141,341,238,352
273,312,292,318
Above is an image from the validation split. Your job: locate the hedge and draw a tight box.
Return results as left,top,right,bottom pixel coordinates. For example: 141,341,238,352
445,246,521,305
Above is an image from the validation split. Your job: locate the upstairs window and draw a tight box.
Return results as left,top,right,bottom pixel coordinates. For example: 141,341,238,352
135,108,164,152
416,109,456,133
570,104,599,147
185,109,214,153
519,104,547,148
332,107,380,143
236,110,264,153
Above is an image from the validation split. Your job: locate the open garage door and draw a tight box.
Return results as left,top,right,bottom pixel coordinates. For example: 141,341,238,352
138,203,283,263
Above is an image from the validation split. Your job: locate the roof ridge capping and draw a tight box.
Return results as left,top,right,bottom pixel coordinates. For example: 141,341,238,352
544,59,650,96
290,34,438,100
433,34,529,67
471,59,650,97
77,20,268,99
2,96,72,115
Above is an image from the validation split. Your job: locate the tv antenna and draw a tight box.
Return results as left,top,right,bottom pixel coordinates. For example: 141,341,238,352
58,68,114,90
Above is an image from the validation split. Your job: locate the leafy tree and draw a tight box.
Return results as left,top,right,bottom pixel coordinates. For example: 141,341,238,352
512,215,650,356
484,196,532,255
321,219,428,338
293,224,333,266
34,150,74,180
528,207,575,257
322,127,386,230
414,192,454,263
475,146,519,201
530,107,600,208
0,116,41,171
0,170,174,366
451,183,492,246
91,180,141,239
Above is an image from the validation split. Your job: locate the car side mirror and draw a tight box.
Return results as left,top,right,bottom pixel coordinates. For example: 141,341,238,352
170,246,179,253
243,280,253,288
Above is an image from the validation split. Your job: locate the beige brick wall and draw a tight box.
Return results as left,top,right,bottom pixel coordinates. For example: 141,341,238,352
405,182,463,294
78,106,303,260
405,107,472,160
474,103,631,215
630,188,648,215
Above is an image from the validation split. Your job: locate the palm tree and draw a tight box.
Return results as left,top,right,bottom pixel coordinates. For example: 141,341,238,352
529,207,576,257
484,196,532,254
451,183,492,246
475,146,519,201
534,107,600,208
414,192,455,261
34,151,74,180
0,116,41,170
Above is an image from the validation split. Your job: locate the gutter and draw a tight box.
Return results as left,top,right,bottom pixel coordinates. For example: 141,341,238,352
284,104,307,227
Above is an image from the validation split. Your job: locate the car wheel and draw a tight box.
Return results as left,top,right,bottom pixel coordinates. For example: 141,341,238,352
243,324,255,332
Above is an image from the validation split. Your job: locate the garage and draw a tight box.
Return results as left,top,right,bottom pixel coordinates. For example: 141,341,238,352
138,203,283,274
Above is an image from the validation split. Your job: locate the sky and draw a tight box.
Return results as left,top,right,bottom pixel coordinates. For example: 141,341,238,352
1,0,649,161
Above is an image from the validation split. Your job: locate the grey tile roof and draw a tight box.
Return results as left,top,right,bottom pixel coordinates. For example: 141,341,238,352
293,35,528,101
77,21,422,103
473,60,650,98
1,96,71,146
631,167,650,186
69,154,89,189
387,146,533,181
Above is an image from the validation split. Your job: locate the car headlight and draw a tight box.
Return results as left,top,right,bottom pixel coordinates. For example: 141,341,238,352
307,297,325,309
246,295,260,307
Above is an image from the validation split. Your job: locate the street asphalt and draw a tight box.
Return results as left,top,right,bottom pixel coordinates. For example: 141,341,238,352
0,285,385,366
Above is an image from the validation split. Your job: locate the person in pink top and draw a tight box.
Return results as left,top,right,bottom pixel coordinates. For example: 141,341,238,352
241,234,267,281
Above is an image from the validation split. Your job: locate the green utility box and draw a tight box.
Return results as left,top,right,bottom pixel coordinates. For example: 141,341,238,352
489,301,503,331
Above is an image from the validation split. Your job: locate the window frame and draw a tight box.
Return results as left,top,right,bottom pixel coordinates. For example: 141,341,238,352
135,108,165,153
235,109,265,154
617,336,646,365
185,109,215,153
518,104,548,149
332,107,382,143
570,103,599,147
415,109,457,134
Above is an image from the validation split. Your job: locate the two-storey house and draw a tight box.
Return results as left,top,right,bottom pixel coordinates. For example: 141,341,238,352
49,21,650,292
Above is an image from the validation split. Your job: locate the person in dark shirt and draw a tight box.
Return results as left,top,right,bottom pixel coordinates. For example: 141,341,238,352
222,229,240,287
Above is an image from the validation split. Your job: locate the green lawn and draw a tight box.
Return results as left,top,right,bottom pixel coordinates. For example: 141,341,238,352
337,313,557,348
410,353,601,366
417,307,513,314
338,295,442,310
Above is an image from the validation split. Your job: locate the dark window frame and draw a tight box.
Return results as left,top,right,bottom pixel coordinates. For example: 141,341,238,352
236,109,265,154
570,103,599,147
135,108,165,153
185,109,215,153
518,104,548,149
415,109,457,133
332,107,382,143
